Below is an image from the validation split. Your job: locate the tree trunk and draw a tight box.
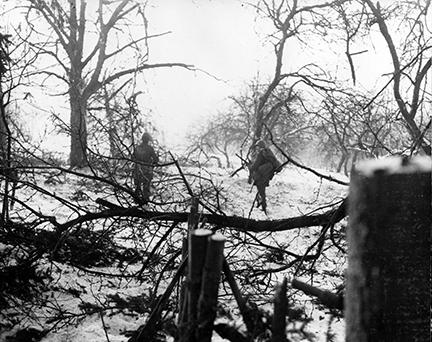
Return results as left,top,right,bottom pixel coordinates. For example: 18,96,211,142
346,156,431,342
0,62,13,221
0,80,7,162
336,153,346,173
69,89,88,168
68,1,87,168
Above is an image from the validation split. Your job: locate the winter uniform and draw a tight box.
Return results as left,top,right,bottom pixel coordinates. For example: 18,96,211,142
133,133,159,204
248,141,281,213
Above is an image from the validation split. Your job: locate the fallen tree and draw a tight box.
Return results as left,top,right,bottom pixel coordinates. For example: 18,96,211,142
54,197,347,234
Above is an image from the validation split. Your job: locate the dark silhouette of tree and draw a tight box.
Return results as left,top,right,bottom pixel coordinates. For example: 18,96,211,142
0,33,11,163
249,0,347,148
187,81,313,170
24,0,193,167
2,1,430,340
0,32,13,223
316,93,409,173
361,0,431,155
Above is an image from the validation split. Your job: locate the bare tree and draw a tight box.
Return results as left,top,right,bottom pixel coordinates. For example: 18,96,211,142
0,30,37,222
0,33,13,222
187,78,314,171
316,92,409,173
0,33,11,163
87,82,154,164
336,2,368,86
186,111,250,168
249,0,346,148
4,1,430,340
361,0,431,155
251,0,430,172
24,0,193,167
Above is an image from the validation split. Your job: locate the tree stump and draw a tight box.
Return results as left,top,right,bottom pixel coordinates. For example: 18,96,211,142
196,233,226,342
346,156,431,342
272,277,288,342
187,228,212,340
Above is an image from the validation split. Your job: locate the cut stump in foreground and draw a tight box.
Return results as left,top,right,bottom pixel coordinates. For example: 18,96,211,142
346,156,431,342
196,233,226,342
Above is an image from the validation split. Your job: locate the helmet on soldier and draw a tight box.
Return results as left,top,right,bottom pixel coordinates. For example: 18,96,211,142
142,132,152,143
256,140,266,148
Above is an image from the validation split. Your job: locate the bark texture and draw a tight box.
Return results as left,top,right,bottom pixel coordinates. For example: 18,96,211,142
346,157,431,342
187,229,212,341
196,234,226,342
69,91,87,167
272,278,288,342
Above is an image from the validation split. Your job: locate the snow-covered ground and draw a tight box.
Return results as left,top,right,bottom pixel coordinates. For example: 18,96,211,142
1,164,349,342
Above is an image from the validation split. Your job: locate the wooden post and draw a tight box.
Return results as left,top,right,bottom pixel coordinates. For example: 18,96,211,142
178,197,202,342
346,156,431,342
196,233,226,342
188,197,200,232
272,278,288,342
187,228,212,340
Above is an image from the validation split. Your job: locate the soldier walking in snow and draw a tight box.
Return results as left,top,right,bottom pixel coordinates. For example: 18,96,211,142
248,140,282,213
132,132,159,205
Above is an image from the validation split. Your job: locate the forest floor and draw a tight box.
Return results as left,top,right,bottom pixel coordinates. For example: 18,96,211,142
0,163,349,342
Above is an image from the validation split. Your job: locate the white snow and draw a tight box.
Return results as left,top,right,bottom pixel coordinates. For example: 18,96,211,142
355,155,432,176
1,164,349,342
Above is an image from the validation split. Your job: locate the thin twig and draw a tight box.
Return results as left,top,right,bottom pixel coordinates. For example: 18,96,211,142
99,312,111,342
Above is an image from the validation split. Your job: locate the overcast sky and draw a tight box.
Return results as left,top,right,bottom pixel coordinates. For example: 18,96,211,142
1,0,394,154
141,0,392,149
143,0,274,149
